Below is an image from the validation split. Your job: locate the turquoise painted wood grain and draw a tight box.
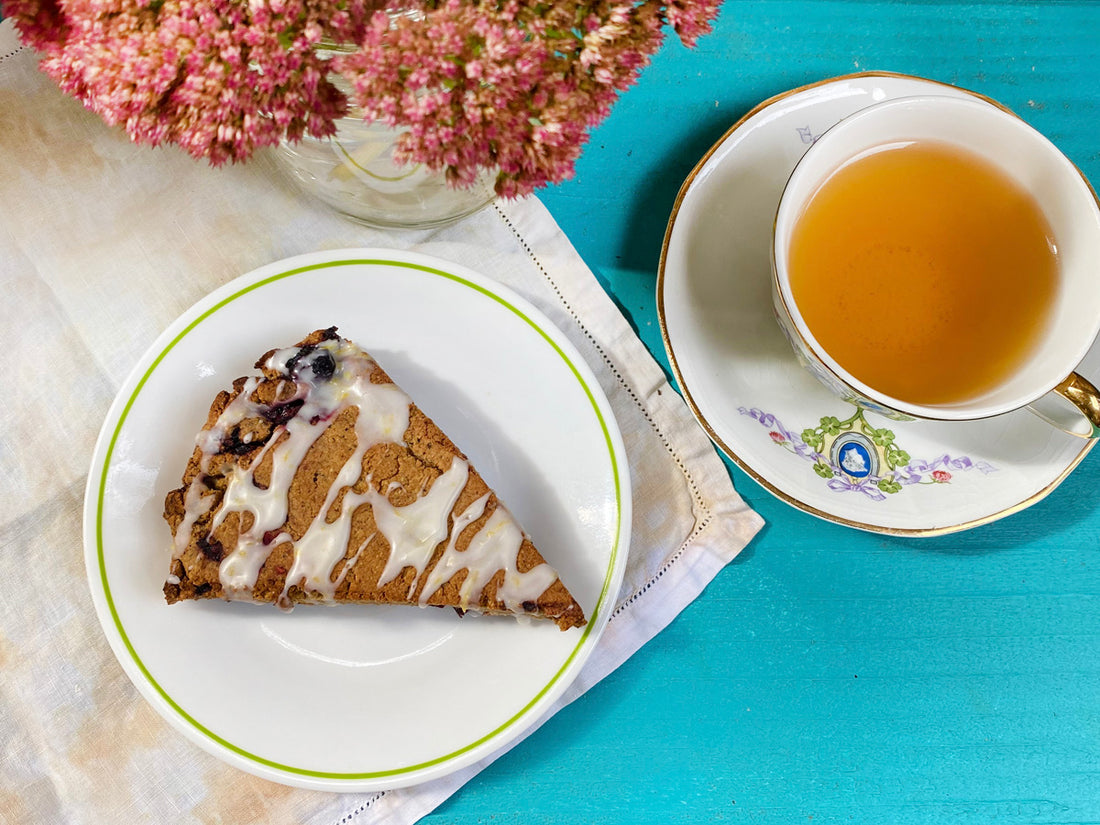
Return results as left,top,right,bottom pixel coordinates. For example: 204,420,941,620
427,2,1100,823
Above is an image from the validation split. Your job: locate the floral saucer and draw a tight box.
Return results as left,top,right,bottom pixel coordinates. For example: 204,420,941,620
657,72,1098,535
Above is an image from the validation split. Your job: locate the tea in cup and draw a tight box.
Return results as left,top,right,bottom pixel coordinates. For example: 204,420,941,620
771,94,1100,437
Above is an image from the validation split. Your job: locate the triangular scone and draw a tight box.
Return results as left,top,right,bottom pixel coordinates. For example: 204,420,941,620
163,327,586,631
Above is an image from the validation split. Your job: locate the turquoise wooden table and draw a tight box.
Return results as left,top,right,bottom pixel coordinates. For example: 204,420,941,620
2,2,1094,820
433,2,1100,822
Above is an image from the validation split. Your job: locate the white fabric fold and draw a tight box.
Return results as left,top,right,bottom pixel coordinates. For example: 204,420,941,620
0,20,762,824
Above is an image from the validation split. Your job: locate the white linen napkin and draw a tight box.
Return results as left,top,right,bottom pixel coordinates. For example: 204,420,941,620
0,19,762,824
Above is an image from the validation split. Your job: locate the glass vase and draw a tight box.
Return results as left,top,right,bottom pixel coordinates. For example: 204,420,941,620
274,53,496,229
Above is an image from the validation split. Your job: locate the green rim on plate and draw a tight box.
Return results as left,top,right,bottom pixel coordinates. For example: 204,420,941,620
94,257,625,780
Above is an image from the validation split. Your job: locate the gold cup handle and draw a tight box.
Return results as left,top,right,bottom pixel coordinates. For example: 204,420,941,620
1032,372,1100,439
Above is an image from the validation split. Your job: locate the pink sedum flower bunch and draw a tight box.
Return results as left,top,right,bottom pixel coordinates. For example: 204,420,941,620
4,0,723,196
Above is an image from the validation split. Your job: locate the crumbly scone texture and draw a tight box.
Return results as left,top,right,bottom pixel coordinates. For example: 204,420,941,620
162,328,587,631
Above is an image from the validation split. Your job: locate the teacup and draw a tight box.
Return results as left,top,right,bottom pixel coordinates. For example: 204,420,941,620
771,94,1100,437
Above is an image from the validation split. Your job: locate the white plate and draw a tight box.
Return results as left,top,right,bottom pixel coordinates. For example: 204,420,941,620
84,249,631,791
658,72,1097,535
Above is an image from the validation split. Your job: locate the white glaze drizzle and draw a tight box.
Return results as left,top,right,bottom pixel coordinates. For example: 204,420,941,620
371,456,469,596
171,478,214,558
171,334,560,617
216,412,329,596
273,341,421,604
172,338,408,598
418,493,490,605
424,500,558,613
171,376,264,559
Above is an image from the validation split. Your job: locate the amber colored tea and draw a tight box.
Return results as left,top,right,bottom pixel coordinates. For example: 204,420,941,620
788,139,1059,405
